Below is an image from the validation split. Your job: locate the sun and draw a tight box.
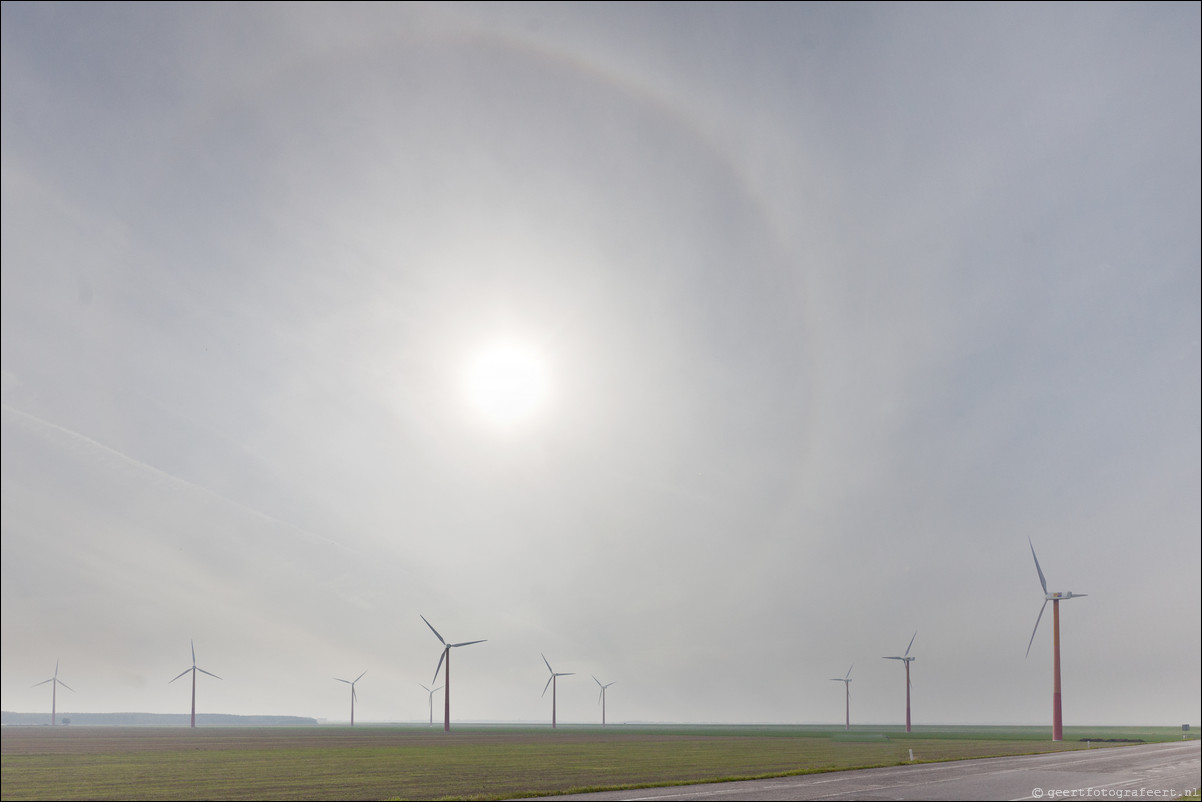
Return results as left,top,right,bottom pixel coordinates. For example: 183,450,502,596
461,340,551,430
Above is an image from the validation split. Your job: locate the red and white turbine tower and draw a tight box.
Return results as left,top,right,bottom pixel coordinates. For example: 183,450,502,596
592,676,616,727
33,660,74,726
1025,539,1087,742
541,654,574,729
419,683,443,727
829,665,853,730
169,640,221,728
421,615,485,733
333,671,366,726
883,632,916,733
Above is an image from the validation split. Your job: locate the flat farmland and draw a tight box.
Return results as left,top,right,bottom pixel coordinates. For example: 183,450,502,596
1,725,1187,801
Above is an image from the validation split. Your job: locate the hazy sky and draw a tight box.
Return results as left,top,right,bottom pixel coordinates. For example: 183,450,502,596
3,2,1199,727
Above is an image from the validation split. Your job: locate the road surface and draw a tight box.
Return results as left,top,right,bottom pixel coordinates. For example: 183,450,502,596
526,739,1200,801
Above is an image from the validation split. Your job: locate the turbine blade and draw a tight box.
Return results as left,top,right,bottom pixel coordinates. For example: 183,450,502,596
54,659,60,678
542,654,553,674
433,648,447,683
1026,599,1048,658
598,689,604,703
846,665,854,679
58,680,75,693
169,668,192,683
559,672,575,677
355,671,367,683
352,686,358,703
542,675,553,697
905,631,917,657
450,640,486,648
420,615,447,646
419,684,430,692
196,667,221,680
33,678,54,688
883,656,902,661
1029,538,1048,596
191,640,196,666
593,676,602,688
335,678,351,684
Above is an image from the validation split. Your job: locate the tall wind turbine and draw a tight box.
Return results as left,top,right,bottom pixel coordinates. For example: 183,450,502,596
1026,538,1087,742
829,665,853,730
420,615,485,732
592,676,616,727
541,654,574,729
169,640,221,728
333,671,366,726
419,683,443,727
883,632,916,732
33,660,74,726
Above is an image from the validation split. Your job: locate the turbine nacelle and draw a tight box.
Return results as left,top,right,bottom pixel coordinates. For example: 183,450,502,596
33,659,75,693
830,664,853,684
421,615,485,683
883,632,917,664
592,676,615,703
541,654,574,697
170,640,221,683
1026,541,1089,658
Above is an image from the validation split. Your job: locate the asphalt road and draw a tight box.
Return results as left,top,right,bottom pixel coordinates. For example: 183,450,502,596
527,740,1201,801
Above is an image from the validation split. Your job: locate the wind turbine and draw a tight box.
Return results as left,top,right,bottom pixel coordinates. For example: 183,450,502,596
829,665,852,730
1025,538,1087,742
592,676,616,727
541,654,574,729
169,640,221,728
883,632,916,732
333,671,366,726
420,615,485,732
33,660,74,726
419,683,443,727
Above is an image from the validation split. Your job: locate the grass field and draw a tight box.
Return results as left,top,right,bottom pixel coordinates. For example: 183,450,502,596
1,724,1193,801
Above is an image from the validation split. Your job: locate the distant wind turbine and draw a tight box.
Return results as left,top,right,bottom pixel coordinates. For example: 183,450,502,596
883,632,917,732
592,676,616,727
542,654,574,729
333,671,366,726
419,683,443,727
1025,539,1087,742
169,640,221,728
33,660,74,726
420,615,485,732
829,665,853,730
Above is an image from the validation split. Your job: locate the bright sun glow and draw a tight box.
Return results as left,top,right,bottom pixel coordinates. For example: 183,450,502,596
461,341,550,430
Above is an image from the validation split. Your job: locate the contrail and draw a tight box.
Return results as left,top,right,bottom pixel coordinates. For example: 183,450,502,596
1,402,360,555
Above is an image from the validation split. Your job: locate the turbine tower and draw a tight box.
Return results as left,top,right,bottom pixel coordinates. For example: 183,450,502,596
883,632,916,732
829,665,852,730
169,640,221,728
592,676,616,727
1025,538,1087,742
541,654,574,729
333,671,366,726
420,615,485,733
33,660,74,726
419,684,443,727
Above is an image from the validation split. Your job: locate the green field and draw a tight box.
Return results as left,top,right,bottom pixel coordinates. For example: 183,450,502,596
1,724,1193,801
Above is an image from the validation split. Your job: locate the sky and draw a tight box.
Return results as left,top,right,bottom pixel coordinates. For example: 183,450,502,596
2,2,1199,728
